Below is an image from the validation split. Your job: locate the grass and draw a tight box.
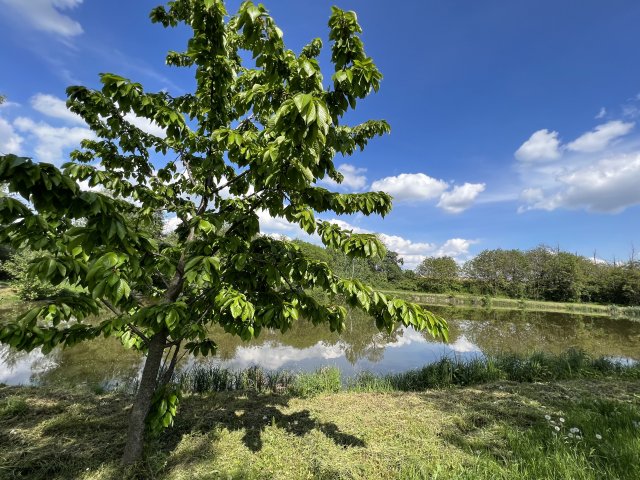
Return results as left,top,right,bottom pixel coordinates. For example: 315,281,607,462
382,289,640,319
1,378,639,479
0,285,19,305
173,350,640,396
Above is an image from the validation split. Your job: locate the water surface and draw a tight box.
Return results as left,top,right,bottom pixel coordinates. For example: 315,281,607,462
1,302,639,389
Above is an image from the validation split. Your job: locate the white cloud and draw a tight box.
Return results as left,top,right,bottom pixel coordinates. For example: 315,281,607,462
320,163,367,191
124,112,166,138
515,129,561,162
437,183,486,214
0,116,24,154
258,210,303,235
163,215,182,235
519,153,640,213
371,173,448,202
327,219,475,269
595,107,607,119
13,116,93,164
0,100,20,110
434,238,476,258
566,120,634,153
30,93,85,125
0,0,84,38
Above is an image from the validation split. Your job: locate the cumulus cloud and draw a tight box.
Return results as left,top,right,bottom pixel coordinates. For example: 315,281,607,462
13,116,93,164
515,129,561,162
521,153,640,213
31,94,168,137
566,120,634,153
369,172,484,213
0,117,23,154
124,112,167,138
437,183,486,214
163,215,183,235
30,93,85,125
516,114,640,213
0,0,84,38
435,238,476,258
320,163,367,191
327,219,475,268
371,173,448,202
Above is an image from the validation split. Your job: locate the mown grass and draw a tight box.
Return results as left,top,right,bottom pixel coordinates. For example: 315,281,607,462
1,378,639,479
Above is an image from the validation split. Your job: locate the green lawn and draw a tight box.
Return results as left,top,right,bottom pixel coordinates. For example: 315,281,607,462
2,379,639,479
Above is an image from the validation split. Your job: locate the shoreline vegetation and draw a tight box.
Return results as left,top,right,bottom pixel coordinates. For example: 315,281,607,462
2,284,640,321
382,289,640,320
1,350,639,479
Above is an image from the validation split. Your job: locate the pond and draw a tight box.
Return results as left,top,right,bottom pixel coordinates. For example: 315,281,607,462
1,302,639,389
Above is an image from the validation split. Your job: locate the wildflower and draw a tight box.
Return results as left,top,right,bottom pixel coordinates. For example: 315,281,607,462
559,418,565,423
567,433,573,438
554,426,560,431
595,434,602,440
575,435,582,440
545,415,551,420
569,427,580,434
262,415,267,420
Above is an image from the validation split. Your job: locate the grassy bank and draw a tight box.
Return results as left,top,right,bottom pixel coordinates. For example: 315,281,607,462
1,379,639,479
383,289,640,319
2,350,640,479
175,349,640,396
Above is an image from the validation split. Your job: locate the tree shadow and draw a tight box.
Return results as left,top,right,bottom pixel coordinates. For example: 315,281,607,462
161,391,365,454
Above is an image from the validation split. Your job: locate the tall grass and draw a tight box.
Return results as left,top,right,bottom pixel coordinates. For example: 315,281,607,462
177,364,296,394
174,349,640,396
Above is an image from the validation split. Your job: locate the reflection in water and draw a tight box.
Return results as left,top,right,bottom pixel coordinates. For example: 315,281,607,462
0,304,639,388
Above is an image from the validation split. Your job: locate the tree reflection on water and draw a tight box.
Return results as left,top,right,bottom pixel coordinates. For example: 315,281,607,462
1,304,639,389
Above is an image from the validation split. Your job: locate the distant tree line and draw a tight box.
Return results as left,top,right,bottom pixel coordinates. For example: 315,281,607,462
416,247,640,306
3,233,639,306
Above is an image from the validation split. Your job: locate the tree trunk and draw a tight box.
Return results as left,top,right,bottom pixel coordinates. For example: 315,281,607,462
121,331,168,465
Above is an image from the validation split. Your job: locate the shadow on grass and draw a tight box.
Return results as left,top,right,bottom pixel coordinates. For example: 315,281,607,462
162,391,365,454
0,386,133,480
0,386,365,480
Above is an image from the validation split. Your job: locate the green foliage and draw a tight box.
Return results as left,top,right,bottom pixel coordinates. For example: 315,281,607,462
416,256,460,293
147,384,181,435
0,0,446,458
1,247,63,300
413,245,640,306
291,366,342,397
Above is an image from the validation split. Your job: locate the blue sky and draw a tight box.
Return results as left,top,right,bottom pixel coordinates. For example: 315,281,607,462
1,0,640,268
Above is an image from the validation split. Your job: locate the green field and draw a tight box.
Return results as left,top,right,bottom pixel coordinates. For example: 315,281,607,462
1,378,639,479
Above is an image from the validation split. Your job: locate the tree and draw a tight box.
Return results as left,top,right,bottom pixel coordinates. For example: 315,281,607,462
0,0,447,465
416,256,459,293
416,256,459,279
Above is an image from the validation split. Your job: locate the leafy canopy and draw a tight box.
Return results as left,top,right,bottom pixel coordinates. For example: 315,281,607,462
0,0,447,436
